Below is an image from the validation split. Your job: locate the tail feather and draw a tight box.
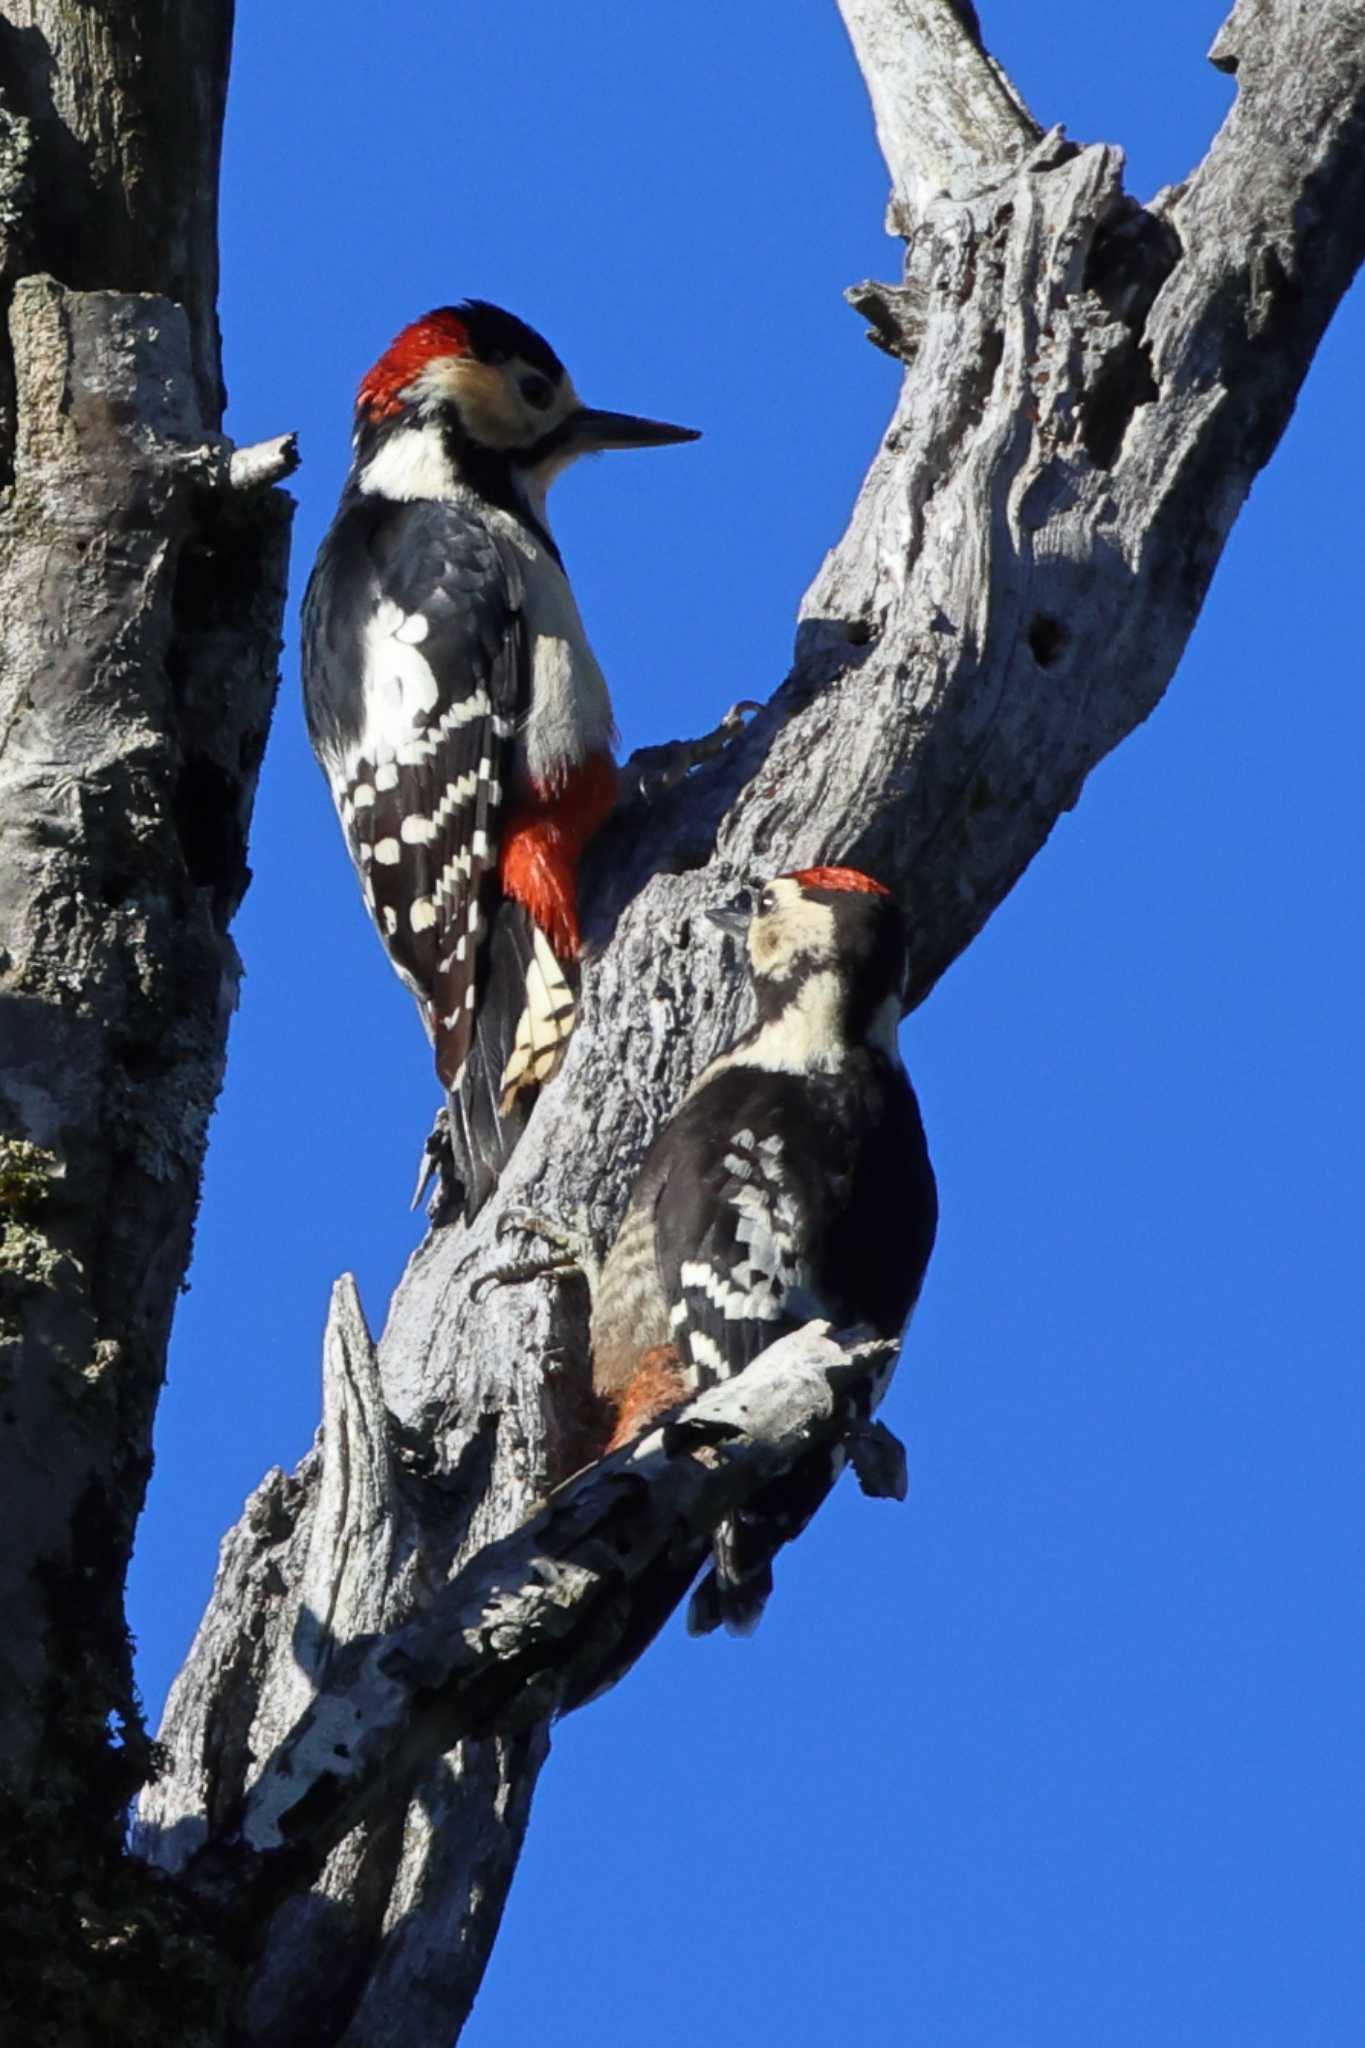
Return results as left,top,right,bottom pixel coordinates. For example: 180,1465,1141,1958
446,902,574,1221
688,1515,773,1637
688,1445,845,1637
498,923,577,1114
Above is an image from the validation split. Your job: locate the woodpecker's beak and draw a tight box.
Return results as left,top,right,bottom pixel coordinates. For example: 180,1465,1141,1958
706,888,754,937
567,407,700,454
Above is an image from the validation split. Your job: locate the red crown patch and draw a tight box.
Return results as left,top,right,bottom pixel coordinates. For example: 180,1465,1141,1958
786,865,893,899
357,309,471,421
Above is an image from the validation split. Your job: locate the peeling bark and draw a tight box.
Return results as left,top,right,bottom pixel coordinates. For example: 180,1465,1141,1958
194,1324,897,1896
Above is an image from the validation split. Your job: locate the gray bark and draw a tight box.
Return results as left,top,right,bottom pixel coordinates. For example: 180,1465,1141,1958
187,1321,899,1901
131,4,1365,2046
0,3,294,2038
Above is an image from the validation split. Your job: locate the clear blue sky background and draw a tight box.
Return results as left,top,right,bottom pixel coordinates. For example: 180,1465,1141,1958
129,5,1364,2043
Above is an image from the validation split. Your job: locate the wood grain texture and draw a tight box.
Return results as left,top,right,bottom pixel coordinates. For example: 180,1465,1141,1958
0,8,293,2036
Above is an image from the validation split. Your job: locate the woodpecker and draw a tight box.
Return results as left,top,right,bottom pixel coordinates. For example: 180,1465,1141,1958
589,865,939,1634
302,300,698,1217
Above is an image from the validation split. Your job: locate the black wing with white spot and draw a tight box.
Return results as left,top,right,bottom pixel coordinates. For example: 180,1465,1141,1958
653,1112,825,1393
302,491,527,1107
647,1073,839,1634
646,1059,935,1635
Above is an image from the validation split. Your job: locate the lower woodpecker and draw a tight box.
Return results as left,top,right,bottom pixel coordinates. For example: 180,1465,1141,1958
589,865,938,1633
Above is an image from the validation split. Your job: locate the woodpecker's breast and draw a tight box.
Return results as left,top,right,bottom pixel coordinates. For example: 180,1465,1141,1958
591,1190,672,1400
485,506,615,792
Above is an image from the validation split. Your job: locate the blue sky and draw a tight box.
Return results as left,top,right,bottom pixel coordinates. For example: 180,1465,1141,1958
130,5,1364,2043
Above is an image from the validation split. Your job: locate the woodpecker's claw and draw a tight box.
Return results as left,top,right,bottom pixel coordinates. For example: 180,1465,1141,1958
471,1207,603,1303
620,700,762,802
411,1106,463,1221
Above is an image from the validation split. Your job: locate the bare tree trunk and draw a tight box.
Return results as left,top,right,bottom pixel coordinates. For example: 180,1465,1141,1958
0,3,294,2038
1,2,1360,2045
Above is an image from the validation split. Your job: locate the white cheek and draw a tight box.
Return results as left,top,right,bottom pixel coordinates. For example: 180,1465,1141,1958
463,393,520,446
357,426,457,501
448,366,535,450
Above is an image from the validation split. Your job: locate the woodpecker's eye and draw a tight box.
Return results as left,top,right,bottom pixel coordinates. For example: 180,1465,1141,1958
758,887,777,916
519,373,555,411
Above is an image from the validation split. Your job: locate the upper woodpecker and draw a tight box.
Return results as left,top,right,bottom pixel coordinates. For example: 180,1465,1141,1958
302,301,698,1217
589,865,939,1634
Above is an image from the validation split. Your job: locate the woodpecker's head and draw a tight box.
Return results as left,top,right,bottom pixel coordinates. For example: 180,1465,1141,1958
353,300,697,505
708,866,910,1057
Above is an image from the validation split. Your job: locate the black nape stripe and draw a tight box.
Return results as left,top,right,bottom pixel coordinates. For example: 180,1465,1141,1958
439,420,562,565
347,408,562,567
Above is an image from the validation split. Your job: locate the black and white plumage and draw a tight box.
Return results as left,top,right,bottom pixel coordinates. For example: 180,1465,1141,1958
302,300,697,1217
590,866,939,1634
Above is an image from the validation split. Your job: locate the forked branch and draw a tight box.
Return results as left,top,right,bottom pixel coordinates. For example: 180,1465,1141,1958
135,6,1365,2043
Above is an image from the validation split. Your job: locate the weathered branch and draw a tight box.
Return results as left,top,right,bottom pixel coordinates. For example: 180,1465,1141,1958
0,8,294,2034
136,4,1365,2043
175,1323,897,1919
230,434,303,493
836,0,1041,225
0,272,292,1831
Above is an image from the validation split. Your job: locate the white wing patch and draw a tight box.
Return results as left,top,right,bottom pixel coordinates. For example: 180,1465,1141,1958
327,569,517,811
342,598,441,791
688,1331,727,1376
678,1254,784,1326
675,1128,818,1384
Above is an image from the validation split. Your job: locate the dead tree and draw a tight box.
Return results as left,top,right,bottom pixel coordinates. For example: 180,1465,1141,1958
1,2,1361,2044
0,0,296,2036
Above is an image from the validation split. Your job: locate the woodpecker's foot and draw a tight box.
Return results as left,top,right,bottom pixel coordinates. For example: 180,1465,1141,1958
411,1106,463,1222
620,700,762,802
471,1206,602,1303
